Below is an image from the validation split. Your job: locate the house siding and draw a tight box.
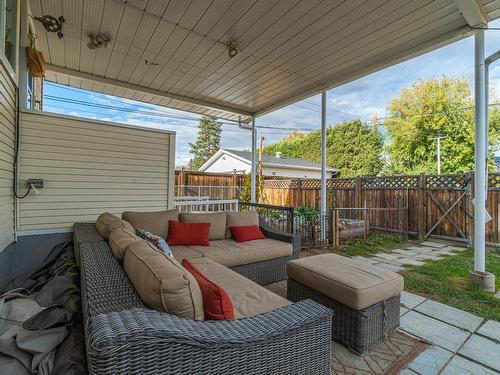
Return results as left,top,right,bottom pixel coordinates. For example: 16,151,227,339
0,61,16,251
18,111,175,233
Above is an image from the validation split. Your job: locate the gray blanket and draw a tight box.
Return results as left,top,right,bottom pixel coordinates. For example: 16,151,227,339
0,242,86,374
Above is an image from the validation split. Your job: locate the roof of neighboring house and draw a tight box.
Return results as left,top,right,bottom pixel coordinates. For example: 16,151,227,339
199,149,338,172
495,155,500,165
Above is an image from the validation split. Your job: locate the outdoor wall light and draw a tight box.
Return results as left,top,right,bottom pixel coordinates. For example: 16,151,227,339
226,42,238,58
87,34,111,50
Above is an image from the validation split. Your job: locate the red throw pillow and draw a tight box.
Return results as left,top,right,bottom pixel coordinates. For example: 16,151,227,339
229,225,266,243
167,220,210,246
182,259,234,320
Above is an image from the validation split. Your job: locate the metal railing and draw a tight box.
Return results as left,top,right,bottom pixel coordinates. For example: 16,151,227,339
239,201,295,235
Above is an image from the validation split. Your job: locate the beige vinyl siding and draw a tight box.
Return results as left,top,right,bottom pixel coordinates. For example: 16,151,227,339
0,61,16,251
18,111,175,233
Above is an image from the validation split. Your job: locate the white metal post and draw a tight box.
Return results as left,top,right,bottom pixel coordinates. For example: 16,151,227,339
18,0,29,110
473,30,486,273
320,91,327,242
250,117,257,203
437,136,441,175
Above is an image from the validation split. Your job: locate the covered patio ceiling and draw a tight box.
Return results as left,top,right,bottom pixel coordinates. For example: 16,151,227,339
30,0,500,123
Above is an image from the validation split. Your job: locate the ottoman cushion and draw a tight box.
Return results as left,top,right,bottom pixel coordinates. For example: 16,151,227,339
288,254,403,310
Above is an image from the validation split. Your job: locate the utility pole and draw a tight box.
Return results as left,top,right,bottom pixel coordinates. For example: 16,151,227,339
433,135,447,175
372,112,378,130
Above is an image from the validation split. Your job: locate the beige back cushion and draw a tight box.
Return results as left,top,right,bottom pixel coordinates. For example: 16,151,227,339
96,212,133,239
225,211,259,238
122,209,179,240
123,240,204,320
180,212,226,240
108,227,142,261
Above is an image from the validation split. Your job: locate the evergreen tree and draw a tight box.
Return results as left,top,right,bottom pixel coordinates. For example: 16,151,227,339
188,116,222,170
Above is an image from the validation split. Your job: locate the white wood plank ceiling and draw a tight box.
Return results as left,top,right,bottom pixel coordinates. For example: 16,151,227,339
30,0,500,122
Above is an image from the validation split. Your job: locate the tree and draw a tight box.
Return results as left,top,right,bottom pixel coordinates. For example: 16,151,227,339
383,76,500,175
263,120,383,177
188,116,222,170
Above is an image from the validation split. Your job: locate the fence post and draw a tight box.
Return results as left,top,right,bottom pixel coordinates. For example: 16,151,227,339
354,177,362,208
331,209,340,248
364,200,368,241
417,174,426,240
178,167,185,196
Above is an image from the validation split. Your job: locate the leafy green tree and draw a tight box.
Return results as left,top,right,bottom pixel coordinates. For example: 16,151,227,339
188,116,222,170
264,120,383,177
383,77,500,174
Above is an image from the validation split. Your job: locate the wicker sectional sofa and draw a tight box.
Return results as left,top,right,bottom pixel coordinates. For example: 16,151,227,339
74,212,332,375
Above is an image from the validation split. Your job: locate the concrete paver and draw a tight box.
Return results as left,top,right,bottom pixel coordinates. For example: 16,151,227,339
415,300,483,332
400,311,470,352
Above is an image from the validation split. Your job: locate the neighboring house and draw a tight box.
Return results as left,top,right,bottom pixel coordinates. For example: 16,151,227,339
495,155,500,172
199,149,339,179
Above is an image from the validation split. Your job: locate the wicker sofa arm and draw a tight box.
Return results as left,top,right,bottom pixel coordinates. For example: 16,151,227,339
260,221,300,259
87,300,332,375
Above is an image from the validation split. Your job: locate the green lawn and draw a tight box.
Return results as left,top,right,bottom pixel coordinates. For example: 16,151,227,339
403,247,500,321
332,234,417,257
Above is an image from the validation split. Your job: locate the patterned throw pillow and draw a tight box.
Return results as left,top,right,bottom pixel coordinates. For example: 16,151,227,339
136,228,173,257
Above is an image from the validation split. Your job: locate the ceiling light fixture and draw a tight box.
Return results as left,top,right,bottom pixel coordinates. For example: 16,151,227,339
226,42,238,58
34,15,65,39
87,34,111,50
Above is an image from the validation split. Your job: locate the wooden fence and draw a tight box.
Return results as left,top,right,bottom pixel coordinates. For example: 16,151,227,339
172,170,500,244
175,169,245,199
263,173,500,245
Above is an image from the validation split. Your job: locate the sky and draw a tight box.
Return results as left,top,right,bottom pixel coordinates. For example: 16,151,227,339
44,20,500,167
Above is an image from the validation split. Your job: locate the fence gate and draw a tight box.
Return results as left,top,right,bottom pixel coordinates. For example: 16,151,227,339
424,174,472,241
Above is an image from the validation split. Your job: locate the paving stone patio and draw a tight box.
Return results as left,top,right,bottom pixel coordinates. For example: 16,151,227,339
399,290,500,374
354,240,468,273
390,242,500,374
276,240,500,374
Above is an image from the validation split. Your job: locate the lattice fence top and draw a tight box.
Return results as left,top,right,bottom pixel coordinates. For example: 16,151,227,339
263,172,500,190
330,178,355,190
264,179,298,189
362,176,418,190
426,174,471,190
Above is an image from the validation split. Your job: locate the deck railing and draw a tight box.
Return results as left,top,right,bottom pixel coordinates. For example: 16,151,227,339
173,198,239,213
239,201,295,236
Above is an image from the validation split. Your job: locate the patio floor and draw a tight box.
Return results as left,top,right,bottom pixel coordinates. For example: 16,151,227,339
266,283,500,374
267,240,500,375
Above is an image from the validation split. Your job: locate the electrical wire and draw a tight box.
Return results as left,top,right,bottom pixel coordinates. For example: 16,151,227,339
13,88,32,199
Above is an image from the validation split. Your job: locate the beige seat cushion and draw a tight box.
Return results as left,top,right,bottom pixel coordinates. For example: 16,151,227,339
188,239,292,267
188,257,291,319
288,254,404,310
122,209,179,240
180,212,226,240
108,227,142,261
124,240,204,320
225,211,259,238
96,212,133,239
170,245,204,262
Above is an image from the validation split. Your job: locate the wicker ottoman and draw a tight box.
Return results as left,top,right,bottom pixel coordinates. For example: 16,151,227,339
287,254,403,353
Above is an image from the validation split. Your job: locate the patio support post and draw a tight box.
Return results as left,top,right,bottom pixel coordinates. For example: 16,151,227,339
250,117,257,203
320,91,327,243
18,0,29,110
469,29,495,292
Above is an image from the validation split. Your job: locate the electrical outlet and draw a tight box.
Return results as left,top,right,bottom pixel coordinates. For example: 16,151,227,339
27,179,44,189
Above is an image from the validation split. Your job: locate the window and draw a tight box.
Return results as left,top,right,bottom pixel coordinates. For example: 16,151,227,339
1,0,18,72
